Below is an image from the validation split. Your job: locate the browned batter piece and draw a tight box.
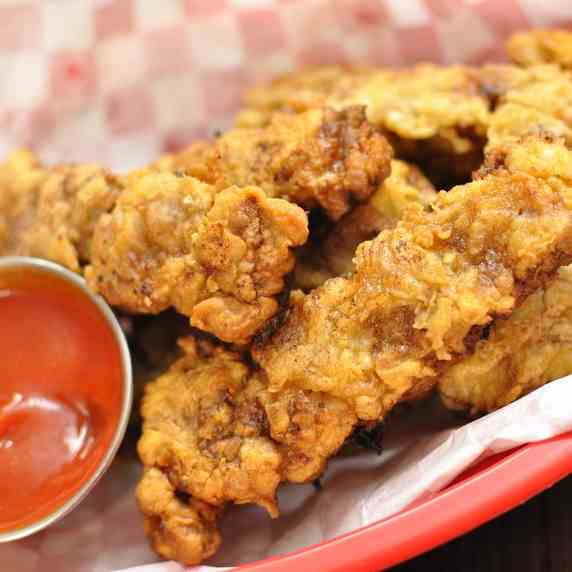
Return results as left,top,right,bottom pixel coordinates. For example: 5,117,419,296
0,149,122,272
294,159,437,290
507,29,572,70
137,337,354,565
439,265,572,415
254,136,572,424
86,170,308,344
155,106,393,221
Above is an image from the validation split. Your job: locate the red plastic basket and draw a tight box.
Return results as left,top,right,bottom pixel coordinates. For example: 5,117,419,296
237,433,572,571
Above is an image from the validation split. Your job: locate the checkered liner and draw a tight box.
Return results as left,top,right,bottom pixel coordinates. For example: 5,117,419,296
1,0,571,171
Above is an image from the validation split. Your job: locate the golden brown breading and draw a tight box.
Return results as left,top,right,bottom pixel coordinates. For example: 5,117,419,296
239,65,490,144
254,136,572,424
294,159,436,290
137,467,222,564
242,64,557,147
237,61,572,187
137,337,354,565
0,151,308,344
137,338,281,516
482,64,572,150
434,62,572,414
336,66,489,151
236,66,374,127
439,265,572,415
86,171,308,344
439,65,572,413
0,149,122,272
507,29,572,70
238,65,492,186
152,141,214,181
156,106,393,221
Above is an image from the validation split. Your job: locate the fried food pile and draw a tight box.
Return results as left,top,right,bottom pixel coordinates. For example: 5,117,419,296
4,27,572,567
439,265,572,414
255,137,572,422
155,106,392,221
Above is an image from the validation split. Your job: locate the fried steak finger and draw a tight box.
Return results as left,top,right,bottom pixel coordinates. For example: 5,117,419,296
439,264,572,415
86,171,308,344
137,337,355,565
435,55,572,414
156,106,393,221
507,29,572,70
254,136,572,424
239,65,493,186
0,149,122,272
481,64,572,151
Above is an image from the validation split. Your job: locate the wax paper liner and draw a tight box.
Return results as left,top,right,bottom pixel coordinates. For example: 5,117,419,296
1,1,572,571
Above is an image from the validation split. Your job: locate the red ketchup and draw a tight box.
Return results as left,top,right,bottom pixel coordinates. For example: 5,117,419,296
0,266,123,533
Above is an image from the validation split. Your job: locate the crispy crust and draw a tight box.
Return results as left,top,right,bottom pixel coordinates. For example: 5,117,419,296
155,106,393,221
294,159,436,290
507,29,572,70
136,337,355,565
439,265,572,414
254,136,572,422
86,171,308,344
0,149,122,271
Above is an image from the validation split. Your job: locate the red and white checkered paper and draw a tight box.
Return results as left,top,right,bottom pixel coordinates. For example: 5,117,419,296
2,1,572,571
1,0,571,171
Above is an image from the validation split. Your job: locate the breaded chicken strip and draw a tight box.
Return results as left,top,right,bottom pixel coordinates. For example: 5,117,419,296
239,65,489,142
507,29,572,70
0,151,307,344
237,66,374,127
334,66,490,154
439,264,572,415
0,149,122,272
238,65,492,185
434,62,572,414
156,106,392,221
295,159,436,290
238,59,572,186
254,137,572,423
137,337,354,564
86,171,308,344
483,64,572,150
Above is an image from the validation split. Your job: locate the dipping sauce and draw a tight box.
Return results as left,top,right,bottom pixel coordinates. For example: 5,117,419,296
0,265,124,533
